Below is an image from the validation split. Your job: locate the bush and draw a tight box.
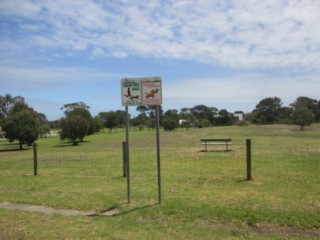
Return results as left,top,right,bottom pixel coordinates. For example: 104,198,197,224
163,118,178,131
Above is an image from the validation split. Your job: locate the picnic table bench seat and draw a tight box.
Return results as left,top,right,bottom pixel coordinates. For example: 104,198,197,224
200,138,232,151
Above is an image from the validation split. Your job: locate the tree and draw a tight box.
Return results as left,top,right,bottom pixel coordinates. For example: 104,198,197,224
60,102,102,136
98,111,126,133
3,109,40,149
104,111,118,132
0,94,24,120
39,124,51,137
37,112,50,137
292,105,315,131
163,109,179,131
67,107,94,135
146,118,156,130
115,110,126,127
277,107,293,124
60,102,90,116
136,105,148,125
92,116,104,134
215,109,234,125
245,111,258,123
1,98,50,148
190,105,216,127
163,118,178,131
255,97,282,124
291,96,320,122
60,115,89,145
147,105,164,122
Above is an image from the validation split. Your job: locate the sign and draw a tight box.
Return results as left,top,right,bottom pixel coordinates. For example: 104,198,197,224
121,77,162,106
121,79,142,106
142,79,162,105
121,76,163,204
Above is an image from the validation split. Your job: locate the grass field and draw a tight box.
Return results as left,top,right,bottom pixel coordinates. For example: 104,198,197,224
0,124,319,239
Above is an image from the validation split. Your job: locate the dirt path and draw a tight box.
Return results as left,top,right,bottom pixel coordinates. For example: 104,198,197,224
1,202,319,238
0,202,119,216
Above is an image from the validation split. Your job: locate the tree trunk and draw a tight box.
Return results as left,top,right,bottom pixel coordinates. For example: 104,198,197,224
19,141,23,150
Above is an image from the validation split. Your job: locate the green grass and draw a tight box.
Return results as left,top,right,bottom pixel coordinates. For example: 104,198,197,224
0,124,319,239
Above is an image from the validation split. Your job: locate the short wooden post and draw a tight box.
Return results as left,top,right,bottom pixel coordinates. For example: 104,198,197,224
122,141,127,177
246,139,252,180
33,143,38,176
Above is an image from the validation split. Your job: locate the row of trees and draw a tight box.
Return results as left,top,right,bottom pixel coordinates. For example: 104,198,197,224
130,96,320,131
1,93,319,149
0,96,106,147
249,97,319,130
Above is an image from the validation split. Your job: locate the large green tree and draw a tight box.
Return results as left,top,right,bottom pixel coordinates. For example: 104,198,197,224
68,107,94,134
292,105,315,130
254,97,282,124
291,96,320,122
3,108,40,149
60,102,102,135
60,115,89,145
59,102,93,145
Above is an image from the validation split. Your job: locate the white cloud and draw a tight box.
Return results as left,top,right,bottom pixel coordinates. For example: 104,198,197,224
0,65,121,89
0,0,41,18
164,73,320,111
2,1,319,119
1,0,319,71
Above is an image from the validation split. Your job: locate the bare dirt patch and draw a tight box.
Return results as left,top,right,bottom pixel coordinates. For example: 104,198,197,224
250,223,320,238
0,202,120,217
196,219,320,238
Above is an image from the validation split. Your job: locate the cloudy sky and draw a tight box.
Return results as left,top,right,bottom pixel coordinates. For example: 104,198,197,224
1,0,319,120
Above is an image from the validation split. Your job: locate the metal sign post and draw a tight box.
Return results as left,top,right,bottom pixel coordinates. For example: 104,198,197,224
121,77,162,204
125,106,131,203
156,105,161,203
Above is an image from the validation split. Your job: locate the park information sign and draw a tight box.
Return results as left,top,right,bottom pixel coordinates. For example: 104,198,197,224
121,76,162,204
121,77,162,106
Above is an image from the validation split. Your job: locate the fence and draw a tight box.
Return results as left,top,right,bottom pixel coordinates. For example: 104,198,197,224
0,125,319,206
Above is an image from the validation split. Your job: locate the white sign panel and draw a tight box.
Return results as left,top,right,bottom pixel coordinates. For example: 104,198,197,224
121,77,162,106
121,79,142,106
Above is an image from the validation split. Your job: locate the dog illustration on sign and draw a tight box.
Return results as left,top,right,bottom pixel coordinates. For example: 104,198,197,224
145,88,159,98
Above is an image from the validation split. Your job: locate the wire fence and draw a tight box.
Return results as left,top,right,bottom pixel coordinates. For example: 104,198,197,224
1,138,315,179
0,128,319,205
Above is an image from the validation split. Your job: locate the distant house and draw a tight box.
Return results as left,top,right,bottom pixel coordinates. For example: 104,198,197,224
234,111,244,122
179,119,189,125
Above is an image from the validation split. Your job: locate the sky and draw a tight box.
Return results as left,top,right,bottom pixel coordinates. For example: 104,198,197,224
1,0,320,120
